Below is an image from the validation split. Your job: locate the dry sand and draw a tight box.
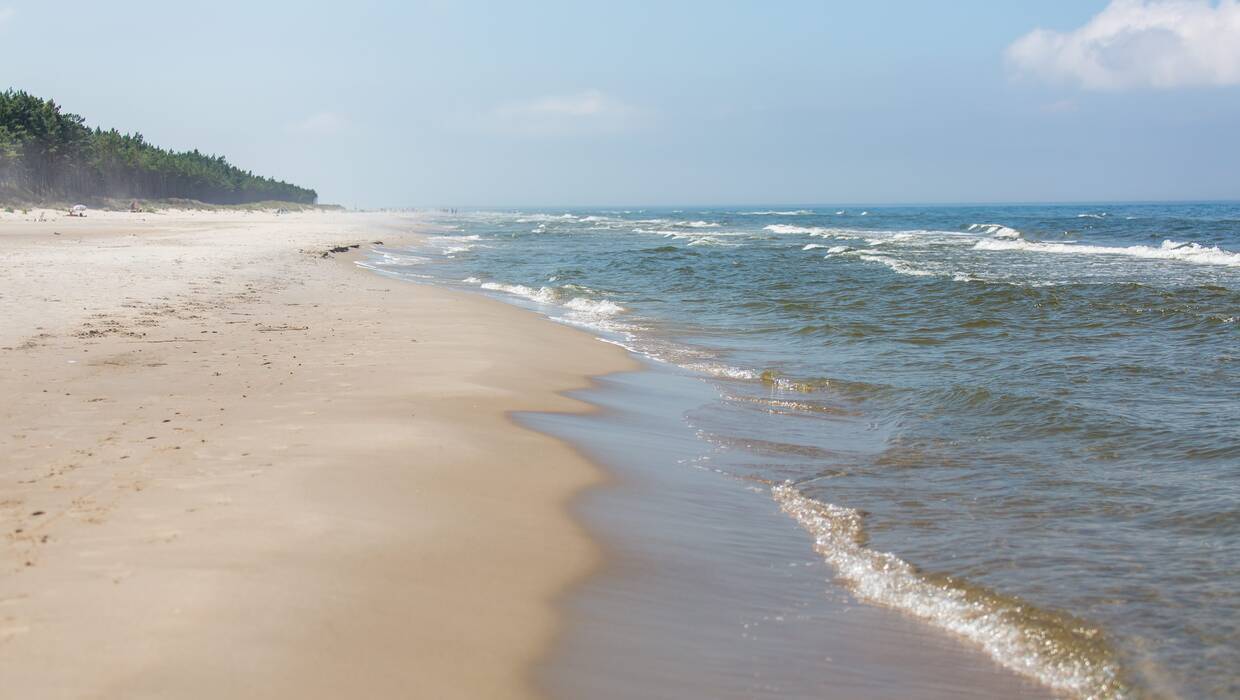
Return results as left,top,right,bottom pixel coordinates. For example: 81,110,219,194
0,208,637,698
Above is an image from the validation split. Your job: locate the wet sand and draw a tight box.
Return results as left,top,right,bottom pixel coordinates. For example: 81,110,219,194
0,209,636,698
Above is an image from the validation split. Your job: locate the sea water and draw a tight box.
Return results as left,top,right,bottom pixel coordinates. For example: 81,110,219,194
365,203,1239,699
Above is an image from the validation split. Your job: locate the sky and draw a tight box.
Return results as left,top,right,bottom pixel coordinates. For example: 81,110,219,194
2,0,1239,207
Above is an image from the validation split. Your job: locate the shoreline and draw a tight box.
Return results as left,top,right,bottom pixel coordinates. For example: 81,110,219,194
526,364,1054,700
0,209,636,697
364,237,1062,697
376,207,1201,699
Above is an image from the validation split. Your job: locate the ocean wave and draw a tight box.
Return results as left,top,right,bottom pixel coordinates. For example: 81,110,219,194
427,234,485,255
479,281,558,304
966,223,1022,239
866,232,916,245
739,210,815,216
800,242,852,255
476,281,625,317
687,236,740,247
637,228,748,247
773,483,1127,699
974,238,1240,267
766,225,976,247
514,213,579,223
855,252,938,277
764,224,883,239
564,297,626,315
677,220,722,228
765,224,821,235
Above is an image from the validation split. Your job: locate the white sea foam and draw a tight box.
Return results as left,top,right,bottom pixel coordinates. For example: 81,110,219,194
682,362,760,380
427,234,485,255
380,252,431,266
967,223,1023,239
564,297,626,315
974,238,1240,267
480,282,559,304
638,227,747,247
886,232,916,242
678,220,722,228
514,213,578,223
687,236,739,247
478,281,625,317
462,276,482,284
825,246,851,255
766,224,973,247
739,210,815,216
765,224,823,235
766,224,815,235
856,252,938,277
773,483,1124,698
803,243,830,251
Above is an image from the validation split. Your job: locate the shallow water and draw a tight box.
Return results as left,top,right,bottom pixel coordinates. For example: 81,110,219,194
369,203,1239,698
527,368,1049,699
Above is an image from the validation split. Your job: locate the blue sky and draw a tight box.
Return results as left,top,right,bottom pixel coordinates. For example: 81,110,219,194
2,1,1238,207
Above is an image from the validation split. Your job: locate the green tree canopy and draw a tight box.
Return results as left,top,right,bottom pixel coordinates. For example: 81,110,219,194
0,90,317,205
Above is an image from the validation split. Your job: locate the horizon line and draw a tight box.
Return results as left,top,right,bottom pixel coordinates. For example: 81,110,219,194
361,198,1240,211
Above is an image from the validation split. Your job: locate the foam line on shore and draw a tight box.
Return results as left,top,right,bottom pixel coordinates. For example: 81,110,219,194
773,482,1128,699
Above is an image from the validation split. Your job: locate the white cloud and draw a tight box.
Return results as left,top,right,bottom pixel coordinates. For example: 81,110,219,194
288,112,348,136
488,89,638,135
1006,0,1240,90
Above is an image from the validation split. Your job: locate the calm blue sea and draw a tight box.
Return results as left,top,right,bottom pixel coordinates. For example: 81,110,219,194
366,203,1239,699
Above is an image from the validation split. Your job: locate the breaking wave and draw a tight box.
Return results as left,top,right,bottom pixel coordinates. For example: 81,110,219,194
773,483,1128,698
974,238,1240,267
477,281,626,317
967,223,1023,239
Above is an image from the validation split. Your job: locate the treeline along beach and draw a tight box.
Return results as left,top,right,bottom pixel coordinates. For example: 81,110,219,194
0,90,316,205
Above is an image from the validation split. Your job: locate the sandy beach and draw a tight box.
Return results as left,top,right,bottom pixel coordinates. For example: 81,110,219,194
6,4,1238,694
0,209,636,698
